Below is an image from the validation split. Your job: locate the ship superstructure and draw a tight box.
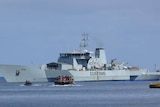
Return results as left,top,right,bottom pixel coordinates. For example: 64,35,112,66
0,33,160,82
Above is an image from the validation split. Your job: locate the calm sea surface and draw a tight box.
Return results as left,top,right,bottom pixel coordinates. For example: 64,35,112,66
0,79,160,107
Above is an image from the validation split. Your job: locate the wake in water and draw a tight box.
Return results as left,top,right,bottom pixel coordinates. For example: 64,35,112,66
50,84,81,87
20,84,42,87
19,83,81,87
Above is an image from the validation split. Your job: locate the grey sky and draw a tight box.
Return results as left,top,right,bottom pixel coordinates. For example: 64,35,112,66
0,0,160,71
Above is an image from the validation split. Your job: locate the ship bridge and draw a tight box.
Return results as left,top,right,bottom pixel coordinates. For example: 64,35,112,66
59,51,91,59
46,33,107,71
57,51,92,70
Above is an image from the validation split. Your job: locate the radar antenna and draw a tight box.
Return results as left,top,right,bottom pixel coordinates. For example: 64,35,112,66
80,32,89,52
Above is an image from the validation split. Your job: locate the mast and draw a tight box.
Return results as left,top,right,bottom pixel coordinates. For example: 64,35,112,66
80,32,89,52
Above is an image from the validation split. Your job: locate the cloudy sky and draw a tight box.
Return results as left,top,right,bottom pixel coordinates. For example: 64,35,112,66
0,0,160,71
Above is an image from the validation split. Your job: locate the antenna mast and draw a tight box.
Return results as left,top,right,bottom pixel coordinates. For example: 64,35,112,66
80,32,89,52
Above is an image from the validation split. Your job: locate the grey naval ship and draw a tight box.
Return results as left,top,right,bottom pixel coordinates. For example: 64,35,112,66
0,33,160,83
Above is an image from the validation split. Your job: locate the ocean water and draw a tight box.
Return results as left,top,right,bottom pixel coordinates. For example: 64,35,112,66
0,79,160,107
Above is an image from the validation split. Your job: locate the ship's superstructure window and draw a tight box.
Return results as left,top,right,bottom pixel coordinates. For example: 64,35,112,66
60,52,90,59
47,62,59,69
60,54,68,57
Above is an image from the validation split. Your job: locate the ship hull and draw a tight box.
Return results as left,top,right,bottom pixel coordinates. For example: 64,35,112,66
0,65,160,82
0,65,48,82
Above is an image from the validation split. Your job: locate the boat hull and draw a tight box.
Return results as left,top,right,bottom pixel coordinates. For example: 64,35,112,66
0,65,48,82
0,65,160,82
149,83,160,88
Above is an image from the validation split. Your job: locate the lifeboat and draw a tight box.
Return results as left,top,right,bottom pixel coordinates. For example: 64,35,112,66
54,76,74,85
149,82,160,88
